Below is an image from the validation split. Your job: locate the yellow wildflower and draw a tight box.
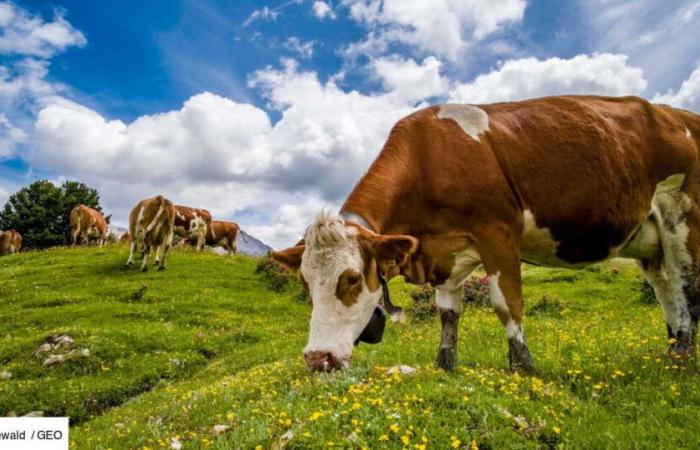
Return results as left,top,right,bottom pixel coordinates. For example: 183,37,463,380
379,434,389,442
390,423,400,434
308,411,324,421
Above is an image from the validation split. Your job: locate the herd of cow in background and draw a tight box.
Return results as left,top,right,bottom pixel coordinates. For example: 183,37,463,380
0,195,245,268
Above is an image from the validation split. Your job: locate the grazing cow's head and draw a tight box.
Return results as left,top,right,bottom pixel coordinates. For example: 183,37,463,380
271,212,417,372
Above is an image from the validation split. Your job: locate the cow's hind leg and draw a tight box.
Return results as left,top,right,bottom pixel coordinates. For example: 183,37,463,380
126,240,137,266
140,243,151,272
158,242,171,270
153,245,161,266
650,180,700,358
435,286,463,370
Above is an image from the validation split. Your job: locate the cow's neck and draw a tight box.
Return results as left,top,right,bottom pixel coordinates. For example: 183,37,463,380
340,130,417,235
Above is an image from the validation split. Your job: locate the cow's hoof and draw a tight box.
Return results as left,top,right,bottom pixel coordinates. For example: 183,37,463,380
509,338,535,374
140,267,148,272
510,361,537,375
436,346,457,371
157,265,165,271
126,261,133,267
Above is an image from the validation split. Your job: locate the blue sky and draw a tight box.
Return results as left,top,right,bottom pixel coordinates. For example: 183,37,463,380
1,0,699,247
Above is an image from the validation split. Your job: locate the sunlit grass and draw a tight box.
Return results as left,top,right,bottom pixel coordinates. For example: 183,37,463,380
0,246,698,448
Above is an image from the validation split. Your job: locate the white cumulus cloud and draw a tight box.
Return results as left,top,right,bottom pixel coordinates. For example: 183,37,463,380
343,0,526,61
652,66,700,113
30,60,417,247
449,53,648,104
372,55,448,103
0,1,85,58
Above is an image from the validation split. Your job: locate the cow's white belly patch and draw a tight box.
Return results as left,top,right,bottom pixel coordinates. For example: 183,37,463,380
437,104,489,141
438,246,482,291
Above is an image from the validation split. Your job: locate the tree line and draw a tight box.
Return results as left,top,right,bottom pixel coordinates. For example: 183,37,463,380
0,180,106,249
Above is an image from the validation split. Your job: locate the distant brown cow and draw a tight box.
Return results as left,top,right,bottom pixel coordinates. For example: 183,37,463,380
206,220,247,255
174,205,212,251
0,230,21,256
120,231,131,243
126,195,175,271
70,204,108,247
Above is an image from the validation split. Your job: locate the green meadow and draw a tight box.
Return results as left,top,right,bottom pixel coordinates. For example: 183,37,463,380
0,246,698,449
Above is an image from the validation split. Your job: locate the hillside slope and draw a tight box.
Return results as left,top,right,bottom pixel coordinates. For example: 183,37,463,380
0,247,699,449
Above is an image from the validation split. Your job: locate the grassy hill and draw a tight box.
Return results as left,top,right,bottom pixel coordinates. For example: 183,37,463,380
0,246,699,449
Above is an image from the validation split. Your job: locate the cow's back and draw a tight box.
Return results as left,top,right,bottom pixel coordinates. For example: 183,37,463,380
476,96,696,262
0,230,21,255
350,95,699,266
72,205,107,234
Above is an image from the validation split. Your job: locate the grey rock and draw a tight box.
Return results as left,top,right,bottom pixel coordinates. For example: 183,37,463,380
43,354,66,367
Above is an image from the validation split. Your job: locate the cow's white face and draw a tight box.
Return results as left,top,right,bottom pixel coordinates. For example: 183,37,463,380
271,212,418,372
300,226,382,370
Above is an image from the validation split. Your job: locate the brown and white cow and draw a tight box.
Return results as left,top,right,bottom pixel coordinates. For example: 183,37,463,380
174,205,212,251
120,231,131,243
126,195,176,271
206,220,246,255
70,204,108,247
0,230,22,256
272,95,700,373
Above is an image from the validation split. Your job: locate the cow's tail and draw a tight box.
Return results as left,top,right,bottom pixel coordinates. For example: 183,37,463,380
145,195,166,234
240,229,249,244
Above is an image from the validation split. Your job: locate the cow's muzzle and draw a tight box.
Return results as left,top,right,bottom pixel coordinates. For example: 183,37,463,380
355,305,386,345
304,350,345,372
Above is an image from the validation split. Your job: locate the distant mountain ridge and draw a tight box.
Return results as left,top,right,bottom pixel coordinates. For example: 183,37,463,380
235,229,272,256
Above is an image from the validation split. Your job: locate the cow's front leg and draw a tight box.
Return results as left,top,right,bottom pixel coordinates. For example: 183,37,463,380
435,286,463,370
477,229,534,373
486,268,534,373
197,228,205,251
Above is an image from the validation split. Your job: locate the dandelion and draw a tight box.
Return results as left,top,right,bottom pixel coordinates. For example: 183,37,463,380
379,434,389,442
308,411,324,421
451,435,461,448
593,383,604,390
553,426,561,434
401,435,411,445
390,423,400,434
470,440,479,450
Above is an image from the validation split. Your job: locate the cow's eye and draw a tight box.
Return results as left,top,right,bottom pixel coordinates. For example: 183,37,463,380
347,273,362,285
336,269,363,306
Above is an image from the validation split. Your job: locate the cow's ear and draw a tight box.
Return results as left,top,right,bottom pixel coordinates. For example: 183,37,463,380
365,234,418,275
270,245,305,271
